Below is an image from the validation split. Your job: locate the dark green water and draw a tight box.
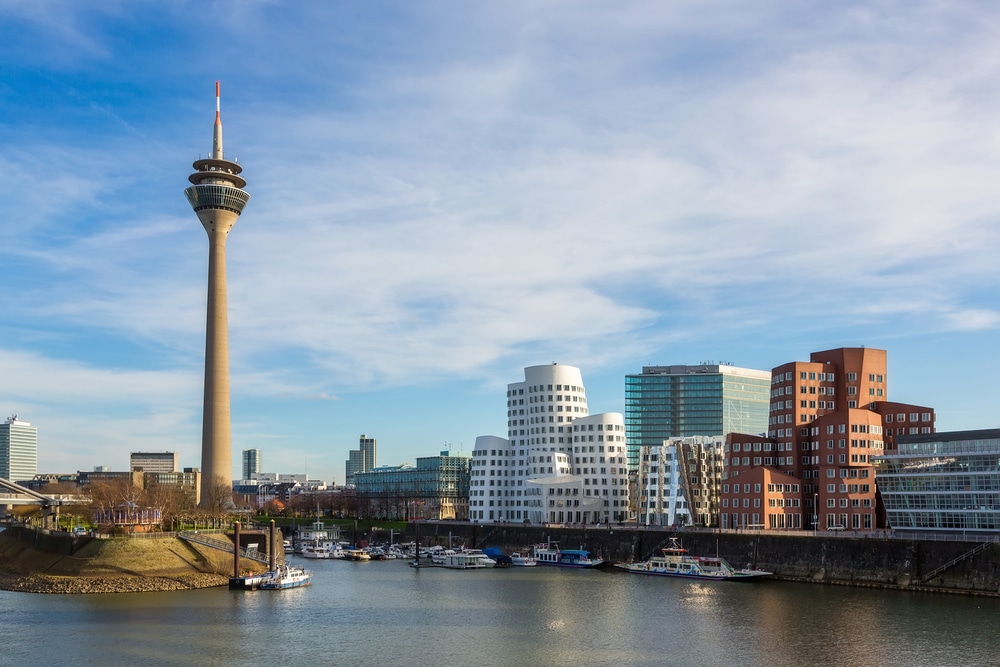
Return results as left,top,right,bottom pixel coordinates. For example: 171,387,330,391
2,559,998,666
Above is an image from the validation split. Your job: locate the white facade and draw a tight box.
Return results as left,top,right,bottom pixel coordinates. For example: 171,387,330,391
638,435,725,527
469,363,629,524
0,416,37,483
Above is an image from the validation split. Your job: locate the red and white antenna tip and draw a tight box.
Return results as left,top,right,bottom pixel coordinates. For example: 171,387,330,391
215,81,221,121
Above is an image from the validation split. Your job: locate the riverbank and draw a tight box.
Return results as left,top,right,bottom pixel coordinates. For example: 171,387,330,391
0,527,233,594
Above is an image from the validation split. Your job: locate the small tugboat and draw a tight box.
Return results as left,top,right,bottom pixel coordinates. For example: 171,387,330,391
259,564,312,589
533,541,604,568
624,537,772,581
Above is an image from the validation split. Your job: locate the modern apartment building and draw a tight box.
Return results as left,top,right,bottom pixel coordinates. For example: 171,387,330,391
721,347,935,532
354,451,471,520
637,435,726,527
873,429,1000,534
129,451,178,474
242,448,262,480
469,363,629,524
625,364,771,470
0,416,37,483
345,434,376,486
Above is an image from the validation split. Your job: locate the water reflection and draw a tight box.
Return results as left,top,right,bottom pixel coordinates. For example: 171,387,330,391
3,560,1000,667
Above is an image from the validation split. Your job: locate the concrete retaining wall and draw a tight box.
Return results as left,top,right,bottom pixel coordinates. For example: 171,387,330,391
403,522,1000,594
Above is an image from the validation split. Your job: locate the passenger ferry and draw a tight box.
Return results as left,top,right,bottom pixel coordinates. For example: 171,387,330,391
533,541,604,568
624,538,771,581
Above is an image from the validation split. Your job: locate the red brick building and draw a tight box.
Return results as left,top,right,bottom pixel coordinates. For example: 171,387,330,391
721,347,935,532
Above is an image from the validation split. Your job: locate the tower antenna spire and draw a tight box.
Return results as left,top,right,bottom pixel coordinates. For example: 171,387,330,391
213,80,223,160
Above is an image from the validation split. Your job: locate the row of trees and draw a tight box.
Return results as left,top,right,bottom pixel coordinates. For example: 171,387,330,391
11,478,246,533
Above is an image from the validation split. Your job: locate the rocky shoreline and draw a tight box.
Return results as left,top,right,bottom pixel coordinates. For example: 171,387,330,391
0,570,229,594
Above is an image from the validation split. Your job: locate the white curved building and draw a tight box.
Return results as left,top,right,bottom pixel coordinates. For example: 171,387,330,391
469,363,629,524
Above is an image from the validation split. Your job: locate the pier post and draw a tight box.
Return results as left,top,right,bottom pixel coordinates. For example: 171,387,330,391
269,520,276,572
233,521,241,577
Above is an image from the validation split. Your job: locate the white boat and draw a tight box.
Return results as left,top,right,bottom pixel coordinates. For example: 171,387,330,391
342,548,371,561
301,541,335,559
533,541,604,568
510,551,538,567
623,538,772,581
431,549,455,566
259,564,312,590
439,552,491,569
458,548,496,567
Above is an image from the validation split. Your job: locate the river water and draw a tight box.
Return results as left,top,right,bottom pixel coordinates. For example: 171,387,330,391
2,557,998,667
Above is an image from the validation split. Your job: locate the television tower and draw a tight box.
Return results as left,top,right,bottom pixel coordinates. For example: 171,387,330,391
184,82,250,506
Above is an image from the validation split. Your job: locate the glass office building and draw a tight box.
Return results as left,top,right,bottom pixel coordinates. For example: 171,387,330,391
354,451,471,520
873,428,1000,533
625,364,771,470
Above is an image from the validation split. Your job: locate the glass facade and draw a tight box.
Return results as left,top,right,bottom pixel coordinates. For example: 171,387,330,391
354,452,471,520
625,365,771,471
873,429,1000,533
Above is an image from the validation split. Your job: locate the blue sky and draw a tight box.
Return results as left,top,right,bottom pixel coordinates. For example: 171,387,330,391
2,1,998,484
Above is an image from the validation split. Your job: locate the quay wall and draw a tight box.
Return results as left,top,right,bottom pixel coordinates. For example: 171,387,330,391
402,522,1000,595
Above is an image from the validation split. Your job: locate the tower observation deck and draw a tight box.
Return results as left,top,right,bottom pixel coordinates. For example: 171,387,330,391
184,82,250,506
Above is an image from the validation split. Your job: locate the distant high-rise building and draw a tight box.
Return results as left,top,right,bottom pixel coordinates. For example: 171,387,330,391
0,416,37,483
625,364,772,470
469,363,629,524
242,448,262,480
184,82,251,505
345,434,376,486
130,452,178,474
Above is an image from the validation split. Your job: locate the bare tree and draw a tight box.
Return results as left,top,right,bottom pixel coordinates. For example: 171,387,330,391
143,479,195,531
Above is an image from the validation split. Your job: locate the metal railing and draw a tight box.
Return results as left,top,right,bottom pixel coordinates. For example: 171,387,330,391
177,530,282,567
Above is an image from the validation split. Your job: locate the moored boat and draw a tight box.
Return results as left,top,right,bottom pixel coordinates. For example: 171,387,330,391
342,548,371,561
258,564,312,590
623,538,772,581
510,551,538,567
439,552,491,569
533,541,603,568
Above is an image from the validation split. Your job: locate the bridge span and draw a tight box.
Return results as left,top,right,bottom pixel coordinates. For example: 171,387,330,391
0,477,65,528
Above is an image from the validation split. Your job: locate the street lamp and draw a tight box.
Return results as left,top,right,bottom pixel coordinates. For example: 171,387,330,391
813,493,819,532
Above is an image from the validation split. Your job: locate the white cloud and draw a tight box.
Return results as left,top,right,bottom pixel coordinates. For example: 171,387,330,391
2,1,1000,474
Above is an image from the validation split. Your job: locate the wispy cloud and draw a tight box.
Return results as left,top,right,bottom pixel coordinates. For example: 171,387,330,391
2,1,999,479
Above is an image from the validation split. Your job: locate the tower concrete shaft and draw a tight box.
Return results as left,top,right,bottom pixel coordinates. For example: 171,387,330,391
183,82,250,506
